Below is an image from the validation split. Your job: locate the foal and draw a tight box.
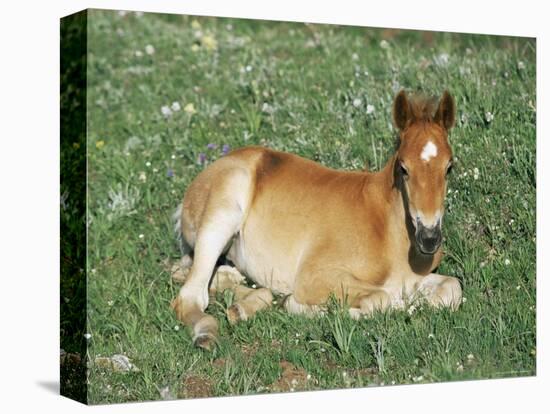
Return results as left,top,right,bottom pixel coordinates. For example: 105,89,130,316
172,90,462,350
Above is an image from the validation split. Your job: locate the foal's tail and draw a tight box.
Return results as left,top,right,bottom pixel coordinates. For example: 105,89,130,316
172,202,192,256
172,203,184,253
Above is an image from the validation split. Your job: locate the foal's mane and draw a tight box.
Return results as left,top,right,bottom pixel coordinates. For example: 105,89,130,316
408,93,439,122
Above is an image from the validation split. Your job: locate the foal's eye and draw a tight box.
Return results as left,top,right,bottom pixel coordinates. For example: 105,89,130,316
446,163,453,177
399,162,409,178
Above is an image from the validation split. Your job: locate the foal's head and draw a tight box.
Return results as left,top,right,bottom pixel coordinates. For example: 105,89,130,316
392,90,455,255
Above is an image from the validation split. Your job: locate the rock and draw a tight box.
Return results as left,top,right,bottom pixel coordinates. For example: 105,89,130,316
94,354,139,372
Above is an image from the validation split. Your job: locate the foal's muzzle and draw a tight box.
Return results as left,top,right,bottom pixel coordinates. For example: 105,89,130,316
415,219,442,255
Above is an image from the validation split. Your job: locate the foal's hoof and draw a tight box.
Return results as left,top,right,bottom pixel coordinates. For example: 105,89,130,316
194,333,218,351
226,303,247,325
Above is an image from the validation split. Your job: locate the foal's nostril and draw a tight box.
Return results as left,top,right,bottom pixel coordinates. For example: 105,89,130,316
415,223,442,254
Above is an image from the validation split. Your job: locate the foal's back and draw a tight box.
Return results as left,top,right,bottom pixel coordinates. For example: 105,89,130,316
186,146,395,295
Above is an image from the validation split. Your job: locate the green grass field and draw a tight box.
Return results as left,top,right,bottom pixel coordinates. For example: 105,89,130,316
81,9,535,404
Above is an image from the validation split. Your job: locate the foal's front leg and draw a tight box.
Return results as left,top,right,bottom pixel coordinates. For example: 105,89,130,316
416,273,462,310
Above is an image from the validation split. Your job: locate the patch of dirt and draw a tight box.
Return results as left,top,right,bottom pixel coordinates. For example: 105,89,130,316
241,342,260,358
179,375,214,399
61,349,82,366
212,358,227,369
270,361,310,392
271,338,283,349
352,367,380,382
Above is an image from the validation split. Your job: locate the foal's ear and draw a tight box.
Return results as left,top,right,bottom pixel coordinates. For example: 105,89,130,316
393,90,410,130
434,90,455,130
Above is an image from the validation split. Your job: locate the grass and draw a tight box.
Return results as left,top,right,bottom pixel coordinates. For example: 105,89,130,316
79,9,536,404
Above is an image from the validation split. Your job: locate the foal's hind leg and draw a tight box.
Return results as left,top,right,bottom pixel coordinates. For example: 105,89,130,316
226,285,273,324
172,170,250,350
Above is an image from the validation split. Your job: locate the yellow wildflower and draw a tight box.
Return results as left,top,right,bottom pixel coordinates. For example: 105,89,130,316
184,103,197,115
95,140,105,149
202,34,217,51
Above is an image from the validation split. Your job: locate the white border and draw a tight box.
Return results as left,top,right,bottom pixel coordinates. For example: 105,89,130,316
0,1,546,413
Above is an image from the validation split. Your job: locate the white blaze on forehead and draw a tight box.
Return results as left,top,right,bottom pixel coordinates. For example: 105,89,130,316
420,141,438,162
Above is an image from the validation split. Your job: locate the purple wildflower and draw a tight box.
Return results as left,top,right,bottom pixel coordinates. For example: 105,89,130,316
207,143,218,150
222,144,231,155
167,169,174,178
198,152,207,165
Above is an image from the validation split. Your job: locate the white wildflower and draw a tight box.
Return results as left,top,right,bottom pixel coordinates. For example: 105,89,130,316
145,44,155,55
171,154,176,160
135,50,143,58
352,53,359,60
485,111,494,123
505,259,511,266
407,304,417,315
161,105,172,117
380,40,390,49
171,101,181,112
366,104,375,115
138,171,146,182
145,161,151,167
138,234,144,239
473,167,479,180
516,285,521,290
262,102,274,114
517,61,525,70
245,65,253,72
84,333,92,340
428,333,435,339
174,325,180,331
467,353,475,361
462,297,467,303
434,53,450,67
353,98,362,108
